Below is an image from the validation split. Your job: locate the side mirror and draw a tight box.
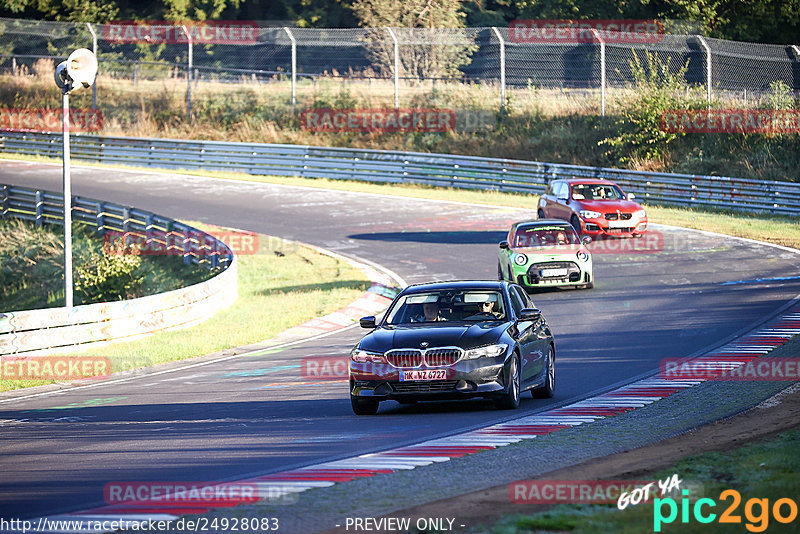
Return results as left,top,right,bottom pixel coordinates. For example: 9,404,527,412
499,240,509,249
581,236,592,245
627,193,636,200
359,316,376,329
518,308,541,321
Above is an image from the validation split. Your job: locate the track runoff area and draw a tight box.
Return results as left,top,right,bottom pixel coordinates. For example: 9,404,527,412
0,159,799,532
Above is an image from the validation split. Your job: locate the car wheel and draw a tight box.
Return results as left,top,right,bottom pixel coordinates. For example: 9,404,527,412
351,396,379,415
537,209,545,219
532,345,555,398
580,282,594,290
497,261,505,281
570,214,582,234
496,352,521,409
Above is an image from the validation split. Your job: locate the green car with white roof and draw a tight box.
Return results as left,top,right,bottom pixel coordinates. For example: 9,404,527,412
498,219,594,290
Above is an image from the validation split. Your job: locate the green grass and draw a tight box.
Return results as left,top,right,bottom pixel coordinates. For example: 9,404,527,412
488,429,800,533
0,223,370,392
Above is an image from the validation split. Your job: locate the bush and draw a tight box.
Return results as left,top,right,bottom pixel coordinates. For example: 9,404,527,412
600,50,707,165
74,237,144,303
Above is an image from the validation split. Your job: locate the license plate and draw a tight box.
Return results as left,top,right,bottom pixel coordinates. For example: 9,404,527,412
400,370,447,381
607,220,630,228
541,268,568,277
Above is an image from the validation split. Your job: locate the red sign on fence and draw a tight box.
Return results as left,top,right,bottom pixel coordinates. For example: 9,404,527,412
509,19,664,44
0,108,103,133
103,21,258,44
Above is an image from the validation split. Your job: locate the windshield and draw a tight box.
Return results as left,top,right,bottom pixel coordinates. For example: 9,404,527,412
513,226,579,247
385,290,506,324
571,183,624,201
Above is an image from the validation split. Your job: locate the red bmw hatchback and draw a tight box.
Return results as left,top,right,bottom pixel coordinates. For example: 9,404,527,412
537,178,648,237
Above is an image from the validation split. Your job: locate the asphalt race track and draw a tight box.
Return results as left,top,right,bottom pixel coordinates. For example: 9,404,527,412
1,159,800,523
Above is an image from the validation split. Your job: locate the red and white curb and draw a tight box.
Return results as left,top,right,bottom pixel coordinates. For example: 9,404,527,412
23,304,800,532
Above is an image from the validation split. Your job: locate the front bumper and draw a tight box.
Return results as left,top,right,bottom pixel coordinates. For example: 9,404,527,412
514,260,593,288
349,355,510,401
582,218,648,237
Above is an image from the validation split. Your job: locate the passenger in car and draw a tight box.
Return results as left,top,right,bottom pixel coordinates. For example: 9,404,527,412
411,302,446,322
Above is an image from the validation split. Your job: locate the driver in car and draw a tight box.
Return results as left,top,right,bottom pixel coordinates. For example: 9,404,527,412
465,297,502,320
479,300,502,318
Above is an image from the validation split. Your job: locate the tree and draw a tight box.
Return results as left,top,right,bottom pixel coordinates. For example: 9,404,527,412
351,0,475,79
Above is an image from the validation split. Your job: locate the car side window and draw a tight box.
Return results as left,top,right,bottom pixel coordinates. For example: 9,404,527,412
509,286,525,315
555,183,567,200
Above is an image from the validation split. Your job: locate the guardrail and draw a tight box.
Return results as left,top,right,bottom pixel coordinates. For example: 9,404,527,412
1,130,799,215
0,183,238,357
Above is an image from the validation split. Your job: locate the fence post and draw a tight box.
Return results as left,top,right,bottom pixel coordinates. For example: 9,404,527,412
283,27,297,113
86,23,97,111
387,27,400,110
1,185,8,218
590,28,606,117
696,36,712,107
181,25,193,119
35,190,43,226
490,27,506,112
791,45,800,100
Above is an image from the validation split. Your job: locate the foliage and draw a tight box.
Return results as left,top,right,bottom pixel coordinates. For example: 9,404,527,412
74,235,144,303
2,0,800,44
0,218,212,311
0,218,65,309
759,80,796,111
599,50,707,165
350,0,476,79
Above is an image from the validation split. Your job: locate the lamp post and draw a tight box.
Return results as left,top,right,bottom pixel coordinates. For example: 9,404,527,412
54,48,98,308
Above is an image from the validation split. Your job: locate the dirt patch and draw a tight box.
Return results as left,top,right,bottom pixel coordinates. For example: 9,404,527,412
325,383,800,533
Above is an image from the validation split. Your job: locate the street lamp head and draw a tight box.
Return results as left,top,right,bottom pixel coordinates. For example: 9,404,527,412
54,48,98,93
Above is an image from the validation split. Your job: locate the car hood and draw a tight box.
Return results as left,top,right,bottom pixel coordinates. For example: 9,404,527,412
360,322,509,353
574,199,642,213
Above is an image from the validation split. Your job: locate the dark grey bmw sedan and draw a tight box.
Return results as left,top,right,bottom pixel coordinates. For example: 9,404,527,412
349,280,556,415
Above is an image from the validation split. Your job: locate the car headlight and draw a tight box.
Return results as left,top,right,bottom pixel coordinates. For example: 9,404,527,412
634,209,646,218
350,348,385,363
514,253,528,266
577,251,590,262
463,344,508,360
579,210,602,219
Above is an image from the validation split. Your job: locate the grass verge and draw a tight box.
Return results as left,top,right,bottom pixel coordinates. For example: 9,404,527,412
489,428,800,533
0,222,370,392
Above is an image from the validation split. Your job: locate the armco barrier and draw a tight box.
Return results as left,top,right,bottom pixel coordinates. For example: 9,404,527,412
0,184,237,357
2,131,800,215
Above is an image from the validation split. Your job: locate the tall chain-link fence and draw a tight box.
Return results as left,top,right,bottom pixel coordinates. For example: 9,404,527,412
1,17,799,117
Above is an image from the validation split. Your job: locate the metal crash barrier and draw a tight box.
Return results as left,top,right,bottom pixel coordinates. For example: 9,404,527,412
0,183,237,356
2,130,799,215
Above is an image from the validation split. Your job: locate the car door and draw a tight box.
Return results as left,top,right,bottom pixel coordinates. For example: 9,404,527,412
499,227,515,281
509,285,543,385
521,288,552,362
538,181,559,218
550,182,572,221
